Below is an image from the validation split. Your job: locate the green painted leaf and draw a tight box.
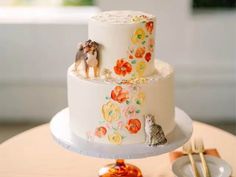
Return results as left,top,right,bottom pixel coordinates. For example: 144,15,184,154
105,96,109,100
131,73,136,78
131,60,136,64
112,127,117,131
136,100,141,105
109,111,113,115
137,34,142,39
99,120,105,124
136,110,141,113
142,41,146,45
126,100,130,105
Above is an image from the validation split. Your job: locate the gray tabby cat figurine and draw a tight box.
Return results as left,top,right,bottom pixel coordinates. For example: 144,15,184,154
144,114,167,146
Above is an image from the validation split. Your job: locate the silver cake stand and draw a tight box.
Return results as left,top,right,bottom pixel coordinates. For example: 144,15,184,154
50,107,193,177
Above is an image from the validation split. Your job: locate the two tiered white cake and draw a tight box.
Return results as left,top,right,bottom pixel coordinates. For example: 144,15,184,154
67,11,175,145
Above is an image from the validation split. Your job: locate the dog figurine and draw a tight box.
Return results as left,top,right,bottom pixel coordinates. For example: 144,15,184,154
74,40,99,78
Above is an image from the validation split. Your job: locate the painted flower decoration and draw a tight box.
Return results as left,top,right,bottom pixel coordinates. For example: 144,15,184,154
135,47,146,58
111,86,129,103
145,52,152,62
104,123,111,130
123,105,136,119
102,101,121,122
108,132,122,145
132,78,148,84
129,55,134,59
126,119,141,134
127,46,135,59
95,126,107,138
132,15,149,23
131,28,145,44
136,91,145,105
132,16,143,23
117,121,124,130
148,38,154,52
136,61,146,77
114,59,132,76
146,21,154,34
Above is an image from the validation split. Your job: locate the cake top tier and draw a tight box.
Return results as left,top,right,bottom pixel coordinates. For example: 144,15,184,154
86,10,157,80
91,10,155,24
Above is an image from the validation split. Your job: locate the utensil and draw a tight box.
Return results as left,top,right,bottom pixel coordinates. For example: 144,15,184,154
182,141,200,177
193,138,211,177
172,155,232,177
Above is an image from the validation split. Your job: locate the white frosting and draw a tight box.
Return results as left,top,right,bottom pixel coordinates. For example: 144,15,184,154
89,10,156,79
68,60,175,145
91,10,155,24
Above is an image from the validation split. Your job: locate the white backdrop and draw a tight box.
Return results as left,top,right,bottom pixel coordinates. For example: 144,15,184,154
0,1,235,122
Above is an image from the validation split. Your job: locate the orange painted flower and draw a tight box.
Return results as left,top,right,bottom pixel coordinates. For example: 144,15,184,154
135,47,145,58
129,55,134,59
126,119,141,134
95,126,107,138
111,86,129,103
146,21,154,34
145,52,152,62
114,59,132,76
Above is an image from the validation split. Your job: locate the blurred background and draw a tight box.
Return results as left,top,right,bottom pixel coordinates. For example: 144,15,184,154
0,0,235,143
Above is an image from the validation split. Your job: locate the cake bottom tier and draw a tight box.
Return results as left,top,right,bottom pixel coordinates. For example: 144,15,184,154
68,60,175,145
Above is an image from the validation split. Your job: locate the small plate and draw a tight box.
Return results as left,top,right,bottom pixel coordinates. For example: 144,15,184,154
172,155,232,177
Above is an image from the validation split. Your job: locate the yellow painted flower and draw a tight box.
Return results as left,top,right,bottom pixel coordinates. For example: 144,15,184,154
136,61,146,77
102,101,121,122
137,91,145,103
131,28,145,44
108,132,122,145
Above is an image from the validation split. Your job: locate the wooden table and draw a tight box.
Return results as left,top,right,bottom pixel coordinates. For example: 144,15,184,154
0,121,235,177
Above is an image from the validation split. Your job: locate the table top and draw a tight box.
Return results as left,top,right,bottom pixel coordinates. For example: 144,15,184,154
0,121,235,177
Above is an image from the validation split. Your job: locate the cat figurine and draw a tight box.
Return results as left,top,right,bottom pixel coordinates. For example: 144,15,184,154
144,114,167,146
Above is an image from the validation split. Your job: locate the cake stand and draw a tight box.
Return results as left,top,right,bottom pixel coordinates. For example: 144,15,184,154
50,107,193,177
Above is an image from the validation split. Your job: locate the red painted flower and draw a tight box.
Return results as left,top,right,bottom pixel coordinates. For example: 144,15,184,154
126,119,141,134
114,59,132,76
135,47,145,58
145,52,152,62
146,21,154,34
95,126,107,138
111,86,129,103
